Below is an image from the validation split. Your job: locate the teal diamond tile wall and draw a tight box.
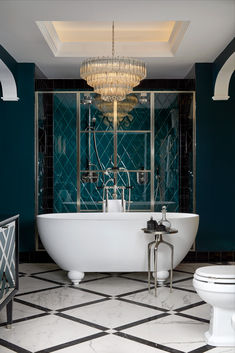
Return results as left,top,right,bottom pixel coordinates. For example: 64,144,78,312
53,93,77,212
154,93,179,212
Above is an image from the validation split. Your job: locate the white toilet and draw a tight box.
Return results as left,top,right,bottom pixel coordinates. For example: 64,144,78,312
193,265,235,346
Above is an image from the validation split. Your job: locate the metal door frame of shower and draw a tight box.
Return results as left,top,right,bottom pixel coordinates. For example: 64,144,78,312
34,90,196,250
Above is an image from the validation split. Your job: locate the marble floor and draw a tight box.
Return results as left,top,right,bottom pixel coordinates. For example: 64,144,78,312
0,263,234,353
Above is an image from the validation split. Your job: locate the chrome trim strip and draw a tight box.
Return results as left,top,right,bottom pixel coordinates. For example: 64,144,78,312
35,92,39,250
77,93,81,212
80,130,151,133
113,101,118,168
192,92,196,251
80,169,151,173
79,209,152,212
193,92,196,214
150,92,155,212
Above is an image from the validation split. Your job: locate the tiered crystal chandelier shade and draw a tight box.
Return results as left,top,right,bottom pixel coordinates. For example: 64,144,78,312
80,23,146,102
94,94,138,119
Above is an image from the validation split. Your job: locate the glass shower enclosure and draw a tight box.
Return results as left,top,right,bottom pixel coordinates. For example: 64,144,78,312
36,90,195,247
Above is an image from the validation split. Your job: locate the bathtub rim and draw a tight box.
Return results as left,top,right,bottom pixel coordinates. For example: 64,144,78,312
37,212,199,221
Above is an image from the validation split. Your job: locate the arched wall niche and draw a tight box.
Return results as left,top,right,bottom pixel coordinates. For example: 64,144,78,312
212,52,235,101
0,59,19,101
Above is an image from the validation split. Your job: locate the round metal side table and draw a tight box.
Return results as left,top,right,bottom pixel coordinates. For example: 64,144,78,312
142,228,178,296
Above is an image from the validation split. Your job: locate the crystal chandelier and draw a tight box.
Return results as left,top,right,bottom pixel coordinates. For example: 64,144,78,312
80,22,146,102
94,94,138,126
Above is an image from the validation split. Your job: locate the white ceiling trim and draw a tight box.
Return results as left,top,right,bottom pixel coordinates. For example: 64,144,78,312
212,53,235,101
36,21,189,58
0,0,234,79
0,60,19,101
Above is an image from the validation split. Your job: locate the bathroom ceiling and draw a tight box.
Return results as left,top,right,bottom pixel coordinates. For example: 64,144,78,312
0,0,234,79
36,20,189,58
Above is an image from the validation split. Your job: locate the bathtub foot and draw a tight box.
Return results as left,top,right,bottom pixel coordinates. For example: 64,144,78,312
68,271,84,286
152,270,169,286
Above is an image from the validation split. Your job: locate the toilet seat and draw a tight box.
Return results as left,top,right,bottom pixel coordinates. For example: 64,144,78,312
194,265,235,284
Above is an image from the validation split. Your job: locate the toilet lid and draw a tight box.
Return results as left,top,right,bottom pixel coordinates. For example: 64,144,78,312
194,265,235,284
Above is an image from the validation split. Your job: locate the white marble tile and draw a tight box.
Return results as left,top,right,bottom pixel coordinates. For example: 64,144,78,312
172,278,195,291
55,333,167,353
1,263,229,353
18,276,57,294
19,263,59,274
123,314,208,352
121,272,148,282
82,273,112,282
0,347,16,353
35,270,108,284
18,286,104,311
65,299,162,329
33,269,70,284
122,271,193,285
79,276,147,296
180,303,211,321
167,271,194,284
124,286,202,311
0,314,100,352
0,301,45,324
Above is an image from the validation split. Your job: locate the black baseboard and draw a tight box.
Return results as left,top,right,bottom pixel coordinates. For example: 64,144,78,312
19,251,235,264
182,251,235,263
20,251,55,263
35,78,195,91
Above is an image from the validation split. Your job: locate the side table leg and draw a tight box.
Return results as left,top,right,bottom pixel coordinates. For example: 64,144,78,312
148,242,151,292
170,243,174,292
154,243,159,297
162,240,174,293
147,241,155,292
6,299,13,329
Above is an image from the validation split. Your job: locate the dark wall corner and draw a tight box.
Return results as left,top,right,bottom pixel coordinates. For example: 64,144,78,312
195,61,235,251
0,46,36,252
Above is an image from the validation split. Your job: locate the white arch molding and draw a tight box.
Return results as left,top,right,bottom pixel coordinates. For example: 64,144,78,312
0,59,19,101
212,52,235,101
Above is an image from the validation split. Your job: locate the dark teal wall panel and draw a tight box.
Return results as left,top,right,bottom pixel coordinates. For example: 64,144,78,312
0,51,35,251
195,64,235,251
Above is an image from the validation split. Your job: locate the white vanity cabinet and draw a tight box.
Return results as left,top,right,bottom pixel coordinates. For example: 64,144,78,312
0,215,19,328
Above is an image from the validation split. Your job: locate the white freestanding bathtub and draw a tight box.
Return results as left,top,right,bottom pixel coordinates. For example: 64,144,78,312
37,212,199,285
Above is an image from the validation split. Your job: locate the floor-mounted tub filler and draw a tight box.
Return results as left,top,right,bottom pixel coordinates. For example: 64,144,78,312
37,212,199,285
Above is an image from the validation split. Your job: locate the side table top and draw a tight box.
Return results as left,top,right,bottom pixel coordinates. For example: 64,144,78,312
142,228,178,235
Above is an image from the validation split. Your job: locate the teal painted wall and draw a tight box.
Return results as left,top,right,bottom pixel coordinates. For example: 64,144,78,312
0,45,35,251
195,63,235,251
